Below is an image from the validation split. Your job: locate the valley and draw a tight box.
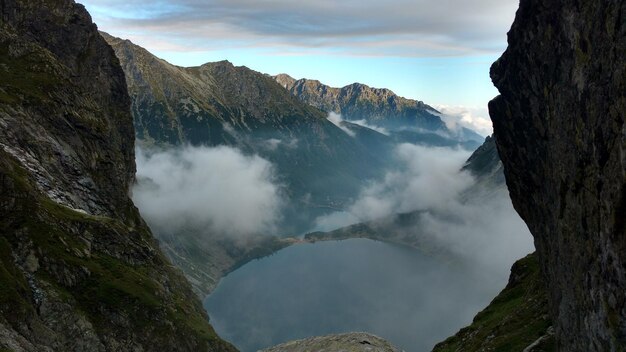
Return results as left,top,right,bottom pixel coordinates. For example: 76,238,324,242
2,0,621,350
99,32,540,351
103,33,502,300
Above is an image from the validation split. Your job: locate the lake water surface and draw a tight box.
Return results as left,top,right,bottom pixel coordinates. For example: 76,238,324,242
204,239,501,352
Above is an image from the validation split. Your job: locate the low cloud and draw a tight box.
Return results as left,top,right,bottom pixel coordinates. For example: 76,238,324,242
436,105,493,136
350,119,389,135
133,145,284,237
314,143,533,272
315,144,473,228
327,112,356,137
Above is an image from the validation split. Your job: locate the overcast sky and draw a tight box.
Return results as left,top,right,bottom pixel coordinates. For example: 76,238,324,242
82,0,519,130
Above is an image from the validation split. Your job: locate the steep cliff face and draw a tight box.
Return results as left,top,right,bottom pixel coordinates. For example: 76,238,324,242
0,0,234,350
0,0,134,218
489,0,625,350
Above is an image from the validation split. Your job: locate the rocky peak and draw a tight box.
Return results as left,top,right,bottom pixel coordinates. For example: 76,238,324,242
274,73,297,88
273,74,445,131
489,0,625,350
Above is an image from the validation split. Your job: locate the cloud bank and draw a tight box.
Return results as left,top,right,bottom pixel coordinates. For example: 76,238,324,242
314,143,534,272
327,112,356,137
133,145,284,237
82,0,518,57
436,105,493,136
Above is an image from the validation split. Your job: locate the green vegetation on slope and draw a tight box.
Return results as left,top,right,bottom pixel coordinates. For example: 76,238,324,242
0,151,236,351
432,253,555,352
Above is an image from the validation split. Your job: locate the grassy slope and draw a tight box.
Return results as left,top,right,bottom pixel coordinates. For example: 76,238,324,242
432,253,555,352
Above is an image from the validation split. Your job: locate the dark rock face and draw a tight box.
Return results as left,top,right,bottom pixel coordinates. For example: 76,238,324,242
0,0,134,218
489,0,625,350
0,0,235,350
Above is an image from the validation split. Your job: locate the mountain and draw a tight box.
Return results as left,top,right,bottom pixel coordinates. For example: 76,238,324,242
274,73,442,130
459,135,506,200
0,1,234,350
102,34,406,296
456,0,625,350
104,33,392,223
275,74,484,150
305,210,456,261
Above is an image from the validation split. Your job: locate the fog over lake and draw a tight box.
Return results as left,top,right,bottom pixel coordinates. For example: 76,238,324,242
205,239,507,352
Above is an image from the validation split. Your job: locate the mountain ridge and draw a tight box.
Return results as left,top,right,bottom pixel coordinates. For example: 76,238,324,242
103,33,401,297
274,73,442,129
274,73,484,149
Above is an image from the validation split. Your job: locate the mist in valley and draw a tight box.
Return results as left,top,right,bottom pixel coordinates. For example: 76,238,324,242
132,126,534,352
134,145,285,238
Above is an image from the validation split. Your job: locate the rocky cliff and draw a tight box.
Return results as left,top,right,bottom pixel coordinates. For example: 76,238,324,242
0,0,234,350
489,0,625,350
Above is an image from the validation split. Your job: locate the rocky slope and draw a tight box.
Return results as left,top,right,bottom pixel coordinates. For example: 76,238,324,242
104,33,391,222
274,74,442,130
0,1,234,350
432,253,554,352
274,74,483,149
261,333,402,352
102,34,405,295
460,135,506,199
489,0,625,350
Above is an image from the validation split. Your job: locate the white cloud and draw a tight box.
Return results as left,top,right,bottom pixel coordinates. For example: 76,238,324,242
262,138,282,151
327,112,356,137
350,119,389,135
313,143,534,272
82,0,518,57
315,144,473,227
133,145,284,237
435,105,493,136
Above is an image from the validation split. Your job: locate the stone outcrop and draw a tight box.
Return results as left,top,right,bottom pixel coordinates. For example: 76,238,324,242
0,0,235,350
261,333,402,352
489,0,625,350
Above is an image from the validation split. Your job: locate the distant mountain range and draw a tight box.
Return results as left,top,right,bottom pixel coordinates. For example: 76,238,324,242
274,74,443,130
104,33,392,216
275,73,484,149
102,33,490,296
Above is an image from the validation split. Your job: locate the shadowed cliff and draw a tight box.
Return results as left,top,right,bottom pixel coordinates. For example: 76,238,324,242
0,0,235,350
489,0,625,350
